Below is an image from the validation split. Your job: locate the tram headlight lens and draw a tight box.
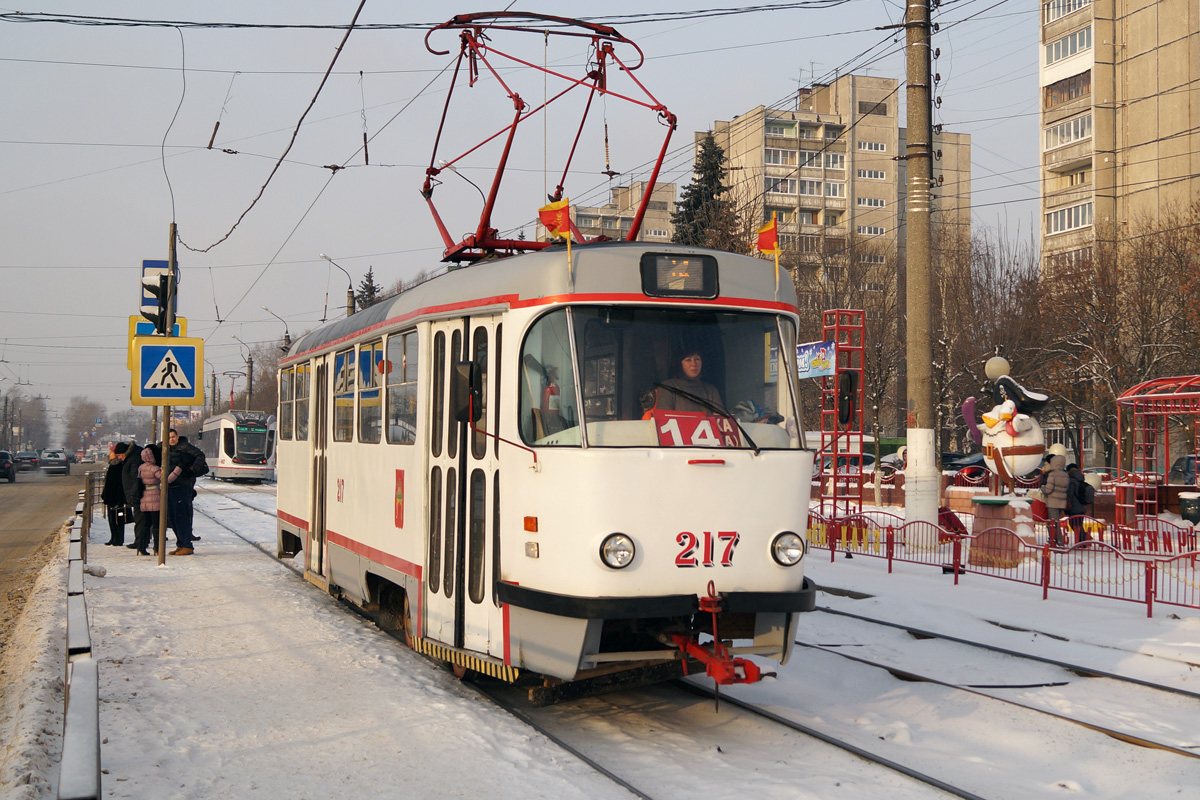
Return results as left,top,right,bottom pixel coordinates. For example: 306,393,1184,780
600,534,636,569
771,532,805,566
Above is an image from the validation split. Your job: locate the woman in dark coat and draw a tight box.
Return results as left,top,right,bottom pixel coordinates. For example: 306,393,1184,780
101,443,132,546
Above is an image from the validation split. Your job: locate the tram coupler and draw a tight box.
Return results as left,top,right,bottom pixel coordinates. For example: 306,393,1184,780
670,634,764,685
669,580,764,686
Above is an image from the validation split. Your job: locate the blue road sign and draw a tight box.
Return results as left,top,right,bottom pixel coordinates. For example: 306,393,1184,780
132,336,204,406
134,320,181,337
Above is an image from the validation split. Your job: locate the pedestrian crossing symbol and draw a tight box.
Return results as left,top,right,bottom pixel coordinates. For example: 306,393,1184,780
132,336,204,406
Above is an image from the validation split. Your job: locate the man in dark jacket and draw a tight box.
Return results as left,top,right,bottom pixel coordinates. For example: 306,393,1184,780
1066,463,1089,543
165,428,202,555
102,443,131,545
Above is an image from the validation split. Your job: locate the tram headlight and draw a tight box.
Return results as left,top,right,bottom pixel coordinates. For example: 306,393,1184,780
599,533,636,569
771,532,805,566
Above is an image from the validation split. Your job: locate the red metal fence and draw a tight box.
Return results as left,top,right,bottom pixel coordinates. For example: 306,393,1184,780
808,509,1200,617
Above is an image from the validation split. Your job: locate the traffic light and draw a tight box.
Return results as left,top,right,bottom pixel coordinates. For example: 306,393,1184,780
140,273,171,334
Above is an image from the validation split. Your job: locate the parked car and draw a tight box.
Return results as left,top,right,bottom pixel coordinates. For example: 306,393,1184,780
0,450,15,483
820,453,875,474
944,452,986,471
878,452,904,479
13,451,38,471
1168,456,1197,485
39,449,70,475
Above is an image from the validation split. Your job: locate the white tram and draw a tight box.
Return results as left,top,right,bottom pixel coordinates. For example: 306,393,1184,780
275,243,816,698
199,411,277,482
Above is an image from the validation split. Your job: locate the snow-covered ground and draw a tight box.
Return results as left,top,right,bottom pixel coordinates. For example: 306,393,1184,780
3,482,1200,799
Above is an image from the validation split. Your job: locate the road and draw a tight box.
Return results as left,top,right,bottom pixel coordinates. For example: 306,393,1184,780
0,466,88,665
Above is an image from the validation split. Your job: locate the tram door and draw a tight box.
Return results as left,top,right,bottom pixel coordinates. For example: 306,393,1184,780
424,316,502,654
308,358,329,580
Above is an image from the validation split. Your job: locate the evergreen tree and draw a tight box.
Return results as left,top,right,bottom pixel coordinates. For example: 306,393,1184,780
671,133,740,250
355,267,383,310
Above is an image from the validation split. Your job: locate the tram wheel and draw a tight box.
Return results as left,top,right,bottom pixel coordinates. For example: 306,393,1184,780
377,585,411,646
402,593,414,649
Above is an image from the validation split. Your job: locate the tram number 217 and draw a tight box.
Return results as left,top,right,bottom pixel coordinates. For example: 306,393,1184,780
675,531,740,567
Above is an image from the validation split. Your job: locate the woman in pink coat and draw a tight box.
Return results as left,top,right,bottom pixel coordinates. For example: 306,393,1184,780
132,446,180,555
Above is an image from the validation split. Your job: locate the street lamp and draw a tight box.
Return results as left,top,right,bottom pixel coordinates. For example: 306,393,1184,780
261,306,292,350
205,360,219,417
223,371,246,412
231,336,254,410
320,253,355,319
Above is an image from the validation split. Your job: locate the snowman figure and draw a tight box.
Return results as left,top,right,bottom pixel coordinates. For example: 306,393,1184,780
961,357,1049,493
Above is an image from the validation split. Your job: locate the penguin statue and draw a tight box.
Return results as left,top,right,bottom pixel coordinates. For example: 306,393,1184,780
962,357,1047,493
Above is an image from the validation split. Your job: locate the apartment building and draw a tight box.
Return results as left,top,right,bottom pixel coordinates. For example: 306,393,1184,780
707,74,971,275
1041,0,1200,268
539,181,677,243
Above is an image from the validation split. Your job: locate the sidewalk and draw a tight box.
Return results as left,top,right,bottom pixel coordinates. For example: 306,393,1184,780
3,493,635,800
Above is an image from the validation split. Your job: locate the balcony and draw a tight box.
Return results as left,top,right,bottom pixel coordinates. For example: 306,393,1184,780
1044,141,1092,173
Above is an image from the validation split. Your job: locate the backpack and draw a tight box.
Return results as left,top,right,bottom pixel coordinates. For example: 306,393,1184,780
1078,479,1095,507
188,445,210,477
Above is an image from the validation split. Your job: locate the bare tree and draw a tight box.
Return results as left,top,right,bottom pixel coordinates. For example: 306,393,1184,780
64,396,106,455
931,225,1043,456
1038,203,1200,466
786,234,903,453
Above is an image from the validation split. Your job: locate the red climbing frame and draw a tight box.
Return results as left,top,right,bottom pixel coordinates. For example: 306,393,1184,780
818,310,865,518
1115,376,1200,524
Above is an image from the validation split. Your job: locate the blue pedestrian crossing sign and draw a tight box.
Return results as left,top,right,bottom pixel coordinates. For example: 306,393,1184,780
131,336,204,406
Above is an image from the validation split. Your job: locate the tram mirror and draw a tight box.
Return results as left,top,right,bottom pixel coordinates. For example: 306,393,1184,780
601,308,634,329
451,361,482,423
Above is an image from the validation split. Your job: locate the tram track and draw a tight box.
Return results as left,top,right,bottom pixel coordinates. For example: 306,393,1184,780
194,490,1200,796
193,489,976,798
801,606,1200,758
816,605,1200,696
191,490,661,798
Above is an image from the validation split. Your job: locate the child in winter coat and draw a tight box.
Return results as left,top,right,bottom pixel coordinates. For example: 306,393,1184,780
131,446,180,555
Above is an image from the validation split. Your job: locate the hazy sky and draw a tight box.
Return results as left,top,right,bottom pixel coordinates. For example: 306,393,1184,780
0,1,1037,435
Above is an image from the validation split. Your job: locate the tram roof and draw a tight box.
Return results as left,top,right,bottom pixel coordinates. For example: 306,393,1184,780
283,242,795,363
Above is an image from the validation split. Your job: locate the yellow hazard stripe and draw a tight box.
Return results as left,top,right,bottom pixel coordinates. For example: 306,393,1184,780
410,638,521,683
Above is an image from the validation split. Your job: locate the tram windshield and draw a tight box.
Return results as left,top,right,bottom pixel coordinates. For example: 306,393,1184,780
236,424,269,458
519,307,802,449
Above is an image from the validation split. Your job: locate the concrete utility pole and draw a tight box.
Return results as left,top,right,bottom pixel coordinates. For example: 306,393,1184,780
903,0,938,526
246,353,254,410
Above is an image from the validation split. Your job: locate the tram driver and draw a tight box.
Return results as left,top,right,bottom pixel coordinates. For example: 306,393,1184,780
652,345,724,415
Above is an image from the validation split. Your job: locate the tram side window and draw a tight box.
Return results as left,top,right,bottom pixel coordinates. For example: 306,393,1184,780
222,428,235,458
386,331,418,445
295,364,310,441
333,349,355,443
358,340,383,444
471,326,488,459
519,309,580,446
279,368,294,440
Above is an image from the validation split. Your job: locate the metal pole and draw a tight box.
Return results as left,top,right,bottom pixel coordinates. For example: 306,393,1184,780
158,223,178,566
903,0,938,526
247,353,254,410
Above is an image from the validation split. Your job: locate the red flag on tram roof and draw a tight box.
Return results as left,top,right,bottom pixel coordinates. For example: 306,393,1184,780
538,198,571,239
756,213,780,255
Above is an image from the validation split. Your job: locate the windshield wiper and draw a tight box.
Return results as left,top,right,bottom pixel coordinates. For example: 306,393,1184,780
653,382,760,455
